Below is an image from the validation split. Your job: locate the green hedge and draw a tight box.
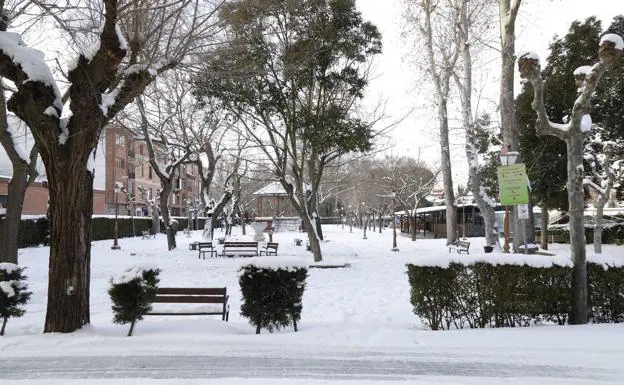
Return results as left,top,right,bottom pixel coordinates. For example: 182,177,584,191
545,224,624,245
239,263,308,334
407,262,624,330
18,216,207,248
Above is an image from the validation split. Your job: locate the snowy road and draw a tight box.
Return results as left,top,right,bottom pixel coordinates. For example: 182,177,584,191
1,354,618,381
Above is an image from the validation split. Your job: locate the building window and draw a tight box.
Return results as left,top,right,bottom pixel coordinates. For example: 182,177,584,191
115,158,125,169
0,194,7,207
139,145,144,155
115,134,125,146
148,166,152,179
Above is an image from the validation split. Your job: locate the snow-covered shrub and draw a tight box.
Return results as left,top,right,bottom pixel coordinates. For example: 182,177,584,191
108,266,160,336
239,261,308,334
0,263,32,336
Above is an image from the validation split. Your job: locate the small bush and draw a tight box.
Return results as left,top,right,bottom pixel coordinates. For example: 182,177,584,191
0,263,32,336
108,266,160,336
239,263,308,334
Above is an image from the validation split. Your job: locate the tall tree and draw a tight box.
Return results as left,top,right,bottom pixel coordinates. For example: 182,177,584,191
0,1,51,264
498,0,525,251
0,0,219,333
518,29,623,324
453,0,498,247
195,0,382,262
403,0,459,245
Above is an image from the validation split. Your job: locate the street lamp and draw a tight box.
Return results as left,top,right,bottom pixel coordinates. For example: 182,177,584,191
500,147,519,253
111,181,122,250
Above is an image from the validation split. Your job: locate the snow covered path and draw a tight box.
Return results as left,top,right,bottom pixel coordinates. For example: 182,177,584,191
0,352,617,382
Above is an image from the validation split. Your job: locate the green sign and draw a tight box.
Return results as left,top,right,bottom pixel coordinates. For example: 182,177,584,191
497,163,529,205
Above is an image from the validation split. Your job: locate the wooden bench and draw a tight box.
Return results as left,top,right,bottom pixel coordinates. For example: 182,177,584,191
221,241,258,257
141,230,156,240
146,287,229,321
197,242,217,259
449,239,470,254
260,242,278,256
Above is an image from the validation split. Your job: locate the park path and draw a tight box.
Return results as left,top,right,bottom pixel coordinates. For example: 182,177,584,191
1,351,619,381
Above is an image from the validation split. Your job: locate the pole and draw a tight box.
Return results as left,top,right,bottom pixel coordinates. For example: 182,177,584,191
522,218,528,254
111,188,120,250
503,206,510,253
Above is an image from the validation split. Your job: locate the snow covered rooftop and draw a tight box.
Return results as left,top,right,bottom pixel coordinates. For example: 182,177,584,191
253,181,287,196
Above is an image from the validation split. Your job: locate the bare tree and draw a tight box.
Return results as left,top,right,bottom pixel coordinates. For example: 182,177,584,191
499,0,528,250
0,0,59,264
518,33,624,324
584,139,624,254
136,96,192,250
0,0,220,332
375,153,437,241
453,0,498,247
403,0,459,245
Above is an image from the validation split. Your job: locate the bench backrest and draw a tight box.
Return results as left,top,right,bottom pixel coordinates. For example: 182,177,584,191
458,240,470,247
223,242,258,248
154,287,227,303
265,242,278,250
197,242,214,248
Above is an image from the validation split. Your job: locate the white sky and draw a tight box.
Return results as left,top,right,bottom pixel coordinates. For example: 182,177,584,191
356,0,621,186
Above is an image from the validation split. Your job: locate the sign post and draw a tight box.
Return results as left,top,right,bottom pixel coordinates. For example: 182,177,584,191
498,163,530,253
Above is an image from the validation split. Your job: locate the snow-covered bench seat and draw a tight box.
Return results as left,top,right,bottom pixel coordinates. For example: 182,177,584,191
146,287,229,321
449,239,470,254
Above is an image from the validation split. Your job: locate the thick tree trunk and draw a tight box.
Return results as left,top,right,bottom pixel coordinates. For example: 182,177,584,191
499,1,529,249
411,215,416,241
0,167,28,264
566,136,588,324
438,99,457,244
540,206,549,250
160,182,176,250
44,160,93,333
594,204,604,254
150,204,160,235
303,212,322,262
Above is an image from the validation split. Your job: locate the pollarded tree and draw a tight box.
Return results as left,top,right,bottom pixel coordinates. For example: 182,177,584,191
518,31,624,324
195,0,382,262
0,0,220,333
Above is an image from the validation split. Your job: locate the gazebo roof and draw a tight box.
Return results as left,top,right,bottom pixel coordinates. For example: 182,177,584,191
252,181,287,196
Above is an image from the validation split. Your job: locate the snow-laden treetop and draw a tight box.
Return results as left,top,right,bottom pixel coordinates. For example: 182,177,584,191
600,33,624,50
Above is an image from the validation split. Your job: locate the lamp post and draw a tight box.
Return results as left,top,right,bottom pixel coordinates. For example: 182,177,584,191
111,181,121,250
500,147,519,254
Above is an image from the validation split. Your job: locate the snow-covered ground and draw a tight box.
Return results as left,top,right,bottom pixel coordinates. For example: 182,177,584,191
1,225,624,384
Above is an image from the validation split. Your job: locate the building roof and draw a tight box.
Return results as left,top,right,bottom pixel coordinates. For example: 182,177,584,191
253,181,287,196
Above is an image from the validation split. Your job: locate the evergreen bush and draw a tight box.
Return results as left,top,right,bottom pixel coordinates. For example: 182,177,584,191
239,263,308,334
0,263,32,336
108,266,160,336
407,261,622,330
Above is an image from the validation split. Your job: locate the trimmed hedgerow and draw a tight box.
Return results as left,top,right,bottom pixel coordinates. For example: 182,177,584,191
17,216,207,247
239,263,308,334
407,261,623,330
108,266,160,336
0,263,32,336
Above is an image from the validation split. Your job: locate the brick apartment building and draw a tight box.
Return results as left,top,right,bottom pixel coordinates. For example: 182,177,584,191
104,124,201,217
0,124,200,217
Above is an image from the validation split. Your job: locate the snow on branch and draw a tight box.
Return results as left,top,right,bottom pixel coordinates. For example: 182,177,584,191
102,59,176,120
518,36,622,139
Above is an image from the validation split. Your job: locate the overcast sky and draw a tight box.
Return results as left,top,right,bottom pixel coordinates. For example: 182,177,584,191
356,0,621,185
